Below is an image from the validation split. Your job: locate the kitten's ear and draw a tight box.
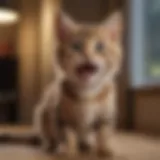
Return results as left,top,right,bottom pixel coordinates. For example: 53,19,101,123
102,12,123,42
57,12,77,42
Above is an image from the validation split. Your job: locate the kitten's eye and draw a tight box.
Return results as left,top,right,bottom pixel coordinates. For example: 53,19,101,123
95,42,104,52
71,41,82,52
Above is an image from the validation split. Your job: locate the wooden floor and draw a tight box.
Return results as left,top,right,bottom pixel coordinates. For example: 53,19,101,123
0,127,160,160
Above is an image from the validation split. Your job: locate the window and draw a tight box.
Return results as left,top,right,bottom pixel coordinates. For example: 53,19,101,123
129,0,160,88
145,0,160,80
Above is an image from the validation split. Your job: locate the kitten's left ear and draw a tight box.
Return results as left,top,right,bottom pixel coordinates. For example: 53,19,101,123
57,11,78,42
101,11,123,42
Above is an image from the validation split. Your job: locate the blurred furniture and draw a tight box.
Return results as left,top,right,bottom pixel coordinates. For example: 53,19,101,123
128,88,160,135
0,57,18,123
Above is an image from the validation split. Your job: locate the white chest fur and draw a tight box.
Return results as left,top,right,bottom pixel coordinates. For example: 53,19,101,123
74,102,100,127
59,81,116,131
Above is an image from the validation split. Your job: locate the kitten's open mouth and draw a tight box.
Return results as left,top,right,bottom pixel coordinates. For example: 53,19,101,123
76,63,98,79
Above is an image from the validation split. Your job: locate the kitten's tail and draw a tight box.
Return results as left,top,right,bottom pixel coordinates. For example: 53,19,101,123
0,130,41,146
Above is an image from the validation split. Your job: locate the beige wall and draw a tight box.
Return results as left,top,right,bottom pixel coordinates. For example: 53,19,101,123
17,0,59,123
17,0,41,123
0,26,17,44
62,0,124,22
39,0,59,89
62,0,103,22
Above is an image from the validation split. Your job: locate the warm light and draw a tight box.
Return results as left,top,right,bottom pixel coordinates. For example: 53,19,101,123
0,8,19,24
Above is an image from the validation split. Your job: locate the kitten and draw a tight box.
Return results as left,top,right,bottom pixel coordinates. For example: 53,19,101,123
0,11,123,158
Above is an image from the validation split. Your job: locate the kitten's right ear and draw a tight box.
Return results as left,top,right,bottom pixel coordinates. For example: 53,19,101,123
101,11,123,43
57,11,77,42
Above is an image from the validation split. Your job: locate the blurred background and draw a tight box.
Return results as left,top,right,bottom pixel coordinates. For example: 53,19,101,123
0,0,159,137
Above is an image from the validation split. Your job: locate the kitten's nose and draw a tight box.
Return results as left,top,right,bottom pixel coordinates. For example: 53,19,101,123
83,52,93,62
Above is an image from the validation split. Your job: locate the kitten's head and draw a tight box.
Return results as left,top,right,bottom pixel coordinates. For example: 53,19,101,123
57,12,123,88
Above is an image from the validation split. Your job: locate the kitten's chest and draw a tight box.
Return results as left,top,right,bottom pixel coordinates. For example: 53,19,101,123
58,82,114,129
59,96,101,128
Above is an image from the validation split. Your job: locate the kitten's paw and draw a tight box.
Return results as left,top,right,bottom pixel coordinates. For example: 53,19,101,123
97,147,113,158
41,141,58,154
55,143,77,156
67,147,78,157
79,142,92,154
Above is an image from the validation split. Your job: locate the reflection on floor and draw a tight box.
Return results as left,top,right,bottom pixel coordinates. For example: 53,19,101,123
0,128,160,160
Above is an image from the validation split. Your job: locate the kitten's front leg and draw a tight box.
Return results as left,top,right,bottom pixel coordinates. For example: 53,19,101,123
96,87,117,157
96,123,113,158
59,127,78,156
79,129,96,154
37,106,59,153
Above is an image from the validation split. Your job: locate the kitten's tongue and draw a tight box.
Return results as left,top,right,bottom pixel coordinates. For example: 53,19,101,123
79,71,93,79
76,63,98,80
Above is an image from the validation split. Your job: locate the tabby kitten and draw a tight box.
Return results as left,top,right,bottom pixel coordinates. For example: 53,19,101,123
36,11,123,157
0,11,123,158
